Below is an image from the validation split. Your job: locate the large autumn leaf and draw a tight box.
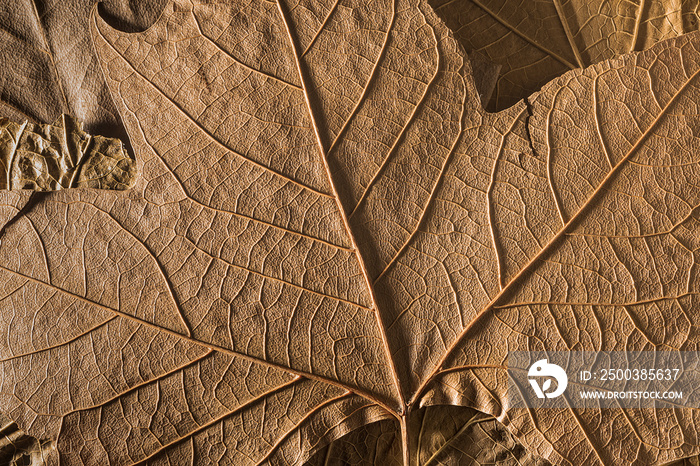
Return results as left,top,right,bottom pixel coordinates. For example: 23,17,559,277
2,0,700,464
431,0,700,111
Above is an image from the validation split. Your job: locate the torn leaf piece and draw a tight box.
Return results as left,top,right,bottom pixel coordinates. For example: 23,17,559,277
0,413,54,466
0,114,136,190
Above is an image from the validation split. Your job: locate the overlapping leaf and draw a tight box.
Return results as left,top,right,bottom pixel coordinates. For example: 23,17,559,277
304,406,551,465
0,0,164,229
431,0,700,111
0,0,164,133
0,413,53,465
1,0,700,464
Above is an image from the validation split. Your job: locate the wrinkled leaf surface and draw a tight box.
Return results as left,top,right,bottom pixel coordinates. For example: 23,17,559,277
0,114,135,190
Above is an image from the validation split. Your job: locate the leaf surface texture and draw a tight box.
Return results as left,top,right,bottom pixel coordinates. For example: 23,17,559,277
0,0,700,464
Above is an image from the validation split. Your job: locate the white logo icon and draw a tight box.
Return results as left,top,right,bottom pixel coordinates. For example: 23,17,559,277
528,359,568,399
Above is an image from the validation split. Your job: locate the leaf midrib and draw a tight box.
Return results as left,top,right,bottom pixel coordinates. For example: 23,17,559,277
274,0,406,415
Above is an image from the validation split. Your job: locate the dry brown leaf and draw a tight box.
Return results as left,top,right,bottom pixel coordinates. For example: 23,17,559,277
431,0,700,111
0,412,54,466
666,458,700,466
0,0,164,134
1,0,700,464
0,114,135,191
304,406,551,465
666,457,700,466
